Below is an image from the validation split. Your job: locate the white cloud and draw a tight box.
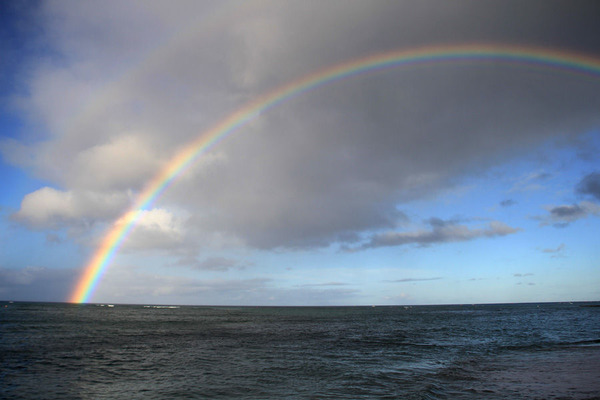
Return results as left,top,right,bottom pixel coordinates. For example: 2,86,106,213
14,186,129,229
119,208,184,252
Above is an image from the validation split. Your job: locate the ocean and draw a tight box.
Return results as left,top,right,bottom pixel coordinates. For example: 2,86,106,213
1,302,599,399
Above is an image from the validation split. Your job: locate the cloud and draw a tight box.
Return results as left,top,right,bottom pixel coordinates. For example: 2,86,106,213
92,265,360,305
13,186,129,229
509,171,552,193
542,244,565,254
69,135,163,190
500,199,516,207
353,219,520,250
382,293,410,302
7,1,600,251
118,208,185,252
45,233,62,244
299,282,349,287
550,204,585,218
0,266,78,302
174,256,251,272
513,273,534,277
538,201,600,227
385,277,442,283
576,172,600,201
0,138,37,169
535,171,600,228
1,263,360,306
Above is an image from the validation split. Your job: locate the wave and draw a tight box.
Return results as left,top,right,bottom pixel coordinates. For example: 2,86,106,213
143,305,180,309
502,338,600,352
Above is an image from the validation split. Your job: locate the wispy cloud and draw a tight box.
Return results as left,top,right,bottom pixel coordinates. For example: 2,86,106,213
542,244,565,254
351,218,520,250
385,277,442,283
510,171,552,193
500,199,516,207
537,201,600,228
298,282,349,287
174,256,252,272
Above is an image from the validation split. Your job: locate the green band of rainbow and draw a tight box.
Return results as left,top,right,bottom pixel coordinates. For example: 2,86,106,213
69,44,600,303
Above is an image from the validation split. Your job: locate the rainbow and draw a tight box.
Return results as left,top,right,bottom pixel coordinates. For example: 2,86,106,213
69,43,600,303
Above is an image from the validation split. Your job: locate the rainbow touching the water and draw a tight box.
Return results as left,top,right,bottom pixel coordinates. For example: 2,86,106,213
69,43,600,304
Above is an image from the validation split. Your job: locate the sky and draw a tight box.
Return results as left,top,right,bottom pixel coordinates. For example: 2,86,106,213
1,0,599,306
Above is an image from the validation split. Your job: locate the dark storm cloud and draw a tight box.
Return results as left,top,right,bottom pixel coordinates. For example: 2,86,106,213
184,59,600,249
7,1,600,251
576,172,600,201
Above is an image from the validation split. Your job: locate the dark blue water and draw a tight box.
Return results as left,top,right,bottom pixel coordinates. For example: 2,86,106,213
1,302,599,399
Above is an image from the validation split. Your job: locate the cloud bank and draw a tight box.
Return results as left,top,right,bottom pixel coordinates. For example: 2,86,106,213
3,1,600,254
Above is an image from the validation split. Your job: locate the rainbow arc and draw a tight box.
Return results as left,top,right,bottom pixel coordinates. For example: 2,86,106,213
69,44,600,303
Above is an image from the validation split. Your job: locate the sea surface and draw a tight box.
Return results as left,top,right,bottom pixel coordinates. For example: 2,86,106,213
1,302,599,399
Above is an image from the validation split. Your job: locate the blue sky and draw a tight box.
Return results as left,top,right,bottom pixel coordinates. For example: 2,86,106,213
1,1,599,305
